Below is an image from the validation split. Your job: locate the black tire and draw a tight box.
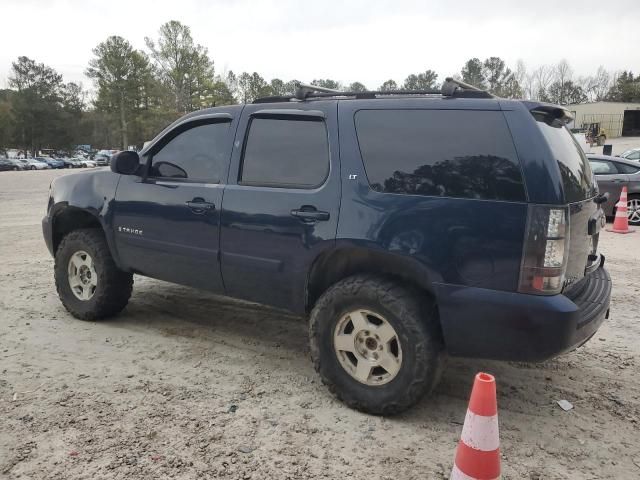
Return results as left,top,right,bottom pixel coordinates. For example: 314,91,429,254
30,166,36,170
54,228,133,320
309,274,444,415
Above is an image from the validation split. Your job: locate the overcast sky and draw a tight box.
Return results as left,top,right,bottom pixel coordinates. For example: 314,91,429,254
2,0,639,91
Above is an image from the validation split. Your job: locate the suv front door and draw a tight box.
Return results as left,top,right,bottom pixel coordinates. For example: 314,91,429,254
220,102,340,312
112,110,239,291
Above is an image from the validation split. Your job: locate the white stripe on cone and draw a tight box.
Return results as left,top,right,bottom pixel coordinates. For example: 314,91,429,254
460,410,500,452
450,464,499,480
615,209,627,217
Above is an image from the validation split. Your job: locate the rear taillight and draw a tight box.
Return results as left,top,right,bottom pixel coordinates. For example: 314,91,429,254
518,205,570,295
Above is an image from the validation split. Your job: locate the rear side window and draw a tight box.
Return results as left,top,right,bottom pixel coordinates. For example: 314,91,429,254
533,113,596,202
616,162,640,174
354,109,526,201
240,117,329,188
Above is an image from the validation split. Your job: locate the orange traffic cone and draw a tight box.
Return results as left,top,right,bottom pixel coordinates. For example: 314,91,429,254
606,186,635,234
450,372,500,480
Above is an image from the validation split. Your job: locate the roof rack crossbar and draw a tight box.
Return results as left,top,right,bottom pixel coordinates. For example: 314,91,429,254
295,83,343,100
254,78,493,103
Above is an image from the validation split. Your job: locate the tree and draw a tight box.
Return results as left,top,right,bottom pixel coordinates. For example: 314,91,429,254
348,81,367,92
461,58,486,89
533,65,553,100
237,72,272,103
284,79,301,95
547,80,587,105
482,57,521,98
86,36,154,148
403,70,438,90
311,78,342,90
0,90,15,148
379,79,398,91
606,71,640,102
145,20,216,113
8,56,67,155
269,78,287,96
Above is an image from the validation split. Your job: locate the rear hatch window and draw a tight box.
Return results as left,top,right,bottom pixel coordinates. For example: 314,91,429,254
533,112,597,202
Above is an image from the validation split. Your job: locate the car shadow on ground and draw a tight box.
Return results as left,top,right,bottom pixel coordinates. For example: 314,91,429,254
111,276,572,420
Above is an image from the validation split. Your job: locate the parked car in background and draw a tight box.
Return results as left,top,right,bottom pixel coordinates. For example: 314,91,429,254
61,158,82,168
23,158,50,170
74,157,96,168
8,158,28,170
0,158,19,171
36,157,65,169
619,148,640,162
93,154,110,166
587,154,640,225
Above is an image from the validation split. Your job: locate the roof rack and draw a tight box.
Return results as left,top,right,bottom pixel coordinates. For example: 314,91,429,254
252,78,493,104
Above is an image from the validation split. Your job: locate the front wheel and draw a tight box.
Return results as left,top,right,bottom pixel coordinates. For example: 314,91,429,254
31,166,36,170
54,229,133,320
309,275,445,415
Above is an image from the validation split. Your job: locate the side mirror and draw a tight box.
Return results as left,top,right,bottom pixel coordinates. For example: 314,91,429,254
110,150,140,175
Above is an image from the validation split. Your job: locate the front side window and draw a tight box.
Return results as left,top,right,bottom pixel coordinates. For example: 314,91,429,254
240,117,329,188
150,121,231,182
354,109,526,201
589,160,617,175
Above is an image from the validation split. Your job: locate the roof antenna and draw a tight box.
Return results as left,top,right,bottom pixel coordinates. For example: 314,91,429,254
295,83,343,100
441,77,483,96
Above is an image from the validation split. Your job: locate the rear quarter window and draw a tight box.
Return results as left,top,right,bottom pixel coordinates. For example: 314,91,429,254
354,109,526,201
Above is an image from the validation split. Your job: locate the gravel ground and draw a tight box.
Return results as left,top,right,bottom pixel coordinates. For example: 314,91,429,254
1,169,639,479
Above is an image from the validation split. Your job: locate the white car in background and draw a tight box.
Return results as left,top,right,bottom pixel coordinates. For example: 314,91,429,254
619,148,640,162
79,158,97,168
23,158,50,170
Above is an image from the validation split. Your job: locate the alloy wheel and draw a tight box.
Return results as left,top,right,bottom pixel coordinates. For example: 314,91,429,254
333,309,403,386
68,250,98,300
628,198,640,224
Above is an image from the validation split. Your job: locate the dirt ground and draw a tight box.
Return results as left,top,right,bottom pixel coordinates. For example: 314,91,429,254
1,169,639,480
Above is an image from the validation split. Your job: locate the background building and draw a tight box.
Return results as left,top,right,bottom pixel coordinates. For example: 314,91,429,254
567,101,640,138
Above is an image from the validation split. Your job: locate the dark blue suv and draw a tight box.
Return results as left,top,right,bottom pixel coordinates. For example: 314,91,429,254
43,81,611,414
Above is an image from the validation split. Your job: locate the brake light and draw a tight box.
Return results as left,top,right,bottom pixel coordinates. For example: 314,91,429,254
518,206,569,295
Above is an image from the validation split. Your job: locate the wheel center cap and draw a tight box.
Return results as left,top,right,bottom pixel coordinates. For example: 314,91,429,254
365,337,378,350
79,265,91,285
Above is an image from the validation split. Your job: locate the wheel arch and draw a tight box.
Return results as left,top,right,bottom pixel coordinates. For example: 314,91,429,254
306,246,437,313
50,205,124,269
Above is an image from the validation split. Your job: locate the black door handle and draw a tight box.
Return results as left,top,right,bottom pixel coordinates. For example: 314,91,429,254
186,198,216,214
291,207,330,223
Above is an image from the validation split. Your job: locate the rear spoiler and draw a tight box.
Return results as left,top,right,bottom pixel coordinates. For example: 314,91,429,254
524,102,574,125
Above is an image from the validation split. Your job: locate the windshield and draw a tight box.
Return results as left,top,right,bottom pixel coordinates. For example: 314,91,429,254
534,113,597,202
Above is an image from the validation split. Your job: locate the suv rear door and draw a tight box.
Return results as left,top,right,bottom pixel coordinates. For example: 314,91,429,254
112,110,238,292
219,102,340,312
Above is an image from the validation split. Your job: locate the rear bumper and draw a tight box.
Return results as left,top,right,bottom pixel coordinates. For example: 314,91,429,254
434,261,611,362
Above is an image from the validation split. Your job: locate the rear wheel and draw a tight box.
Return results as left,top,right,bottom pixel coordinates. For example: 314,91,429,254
54,229,133,320
628,195,640,226
309,274,444,415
